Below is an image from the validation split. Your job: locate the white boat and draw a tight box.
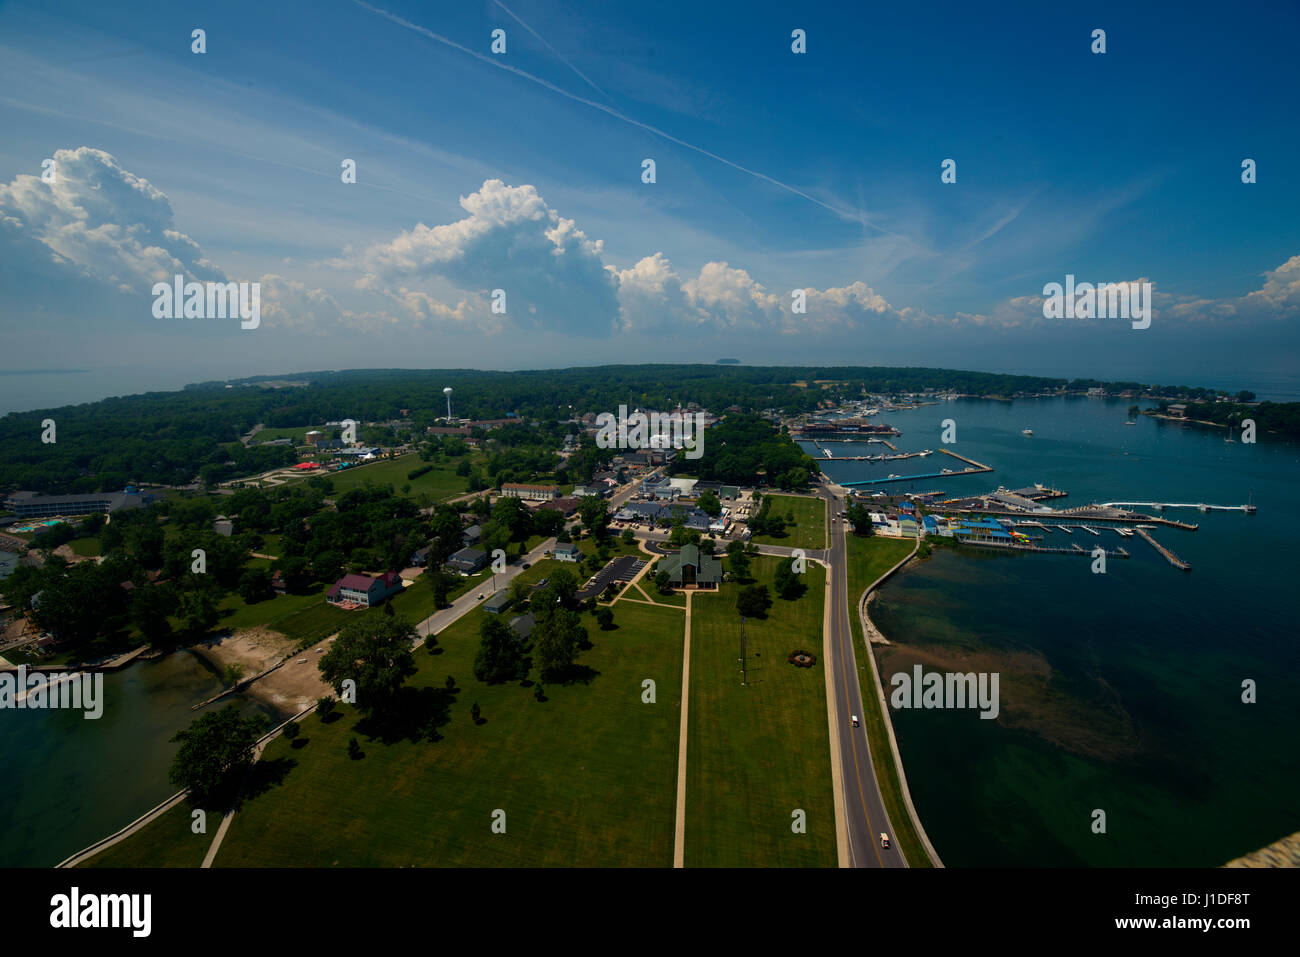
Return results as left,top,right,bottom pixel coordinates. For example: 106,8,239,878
1021,429,1033,436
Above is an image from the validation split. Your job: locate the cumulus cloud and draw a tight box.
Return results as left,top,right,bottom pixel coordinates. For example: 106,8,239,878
0,147,219,292
5,155,1297,352
360,178,619,335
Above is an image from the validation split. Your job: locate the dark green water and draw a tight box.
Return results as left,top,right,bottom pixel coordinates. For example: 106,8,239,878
0,651,280,867
816,397,1299,866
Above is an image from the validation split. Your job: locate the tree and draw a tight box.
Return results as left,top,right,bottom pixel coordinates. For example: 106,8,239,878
846,502,874,536
429,568,452,608
595,607,614,630
533,605,587,681
281,721,300,743
316,696,336,719
725,540,752,582
1127,404,1140,418
532,507,566,537
179,586,220,637
696,490,722,517
168,705,267,804
773,558,803,599
238,567,274,604
620,527,635,545
470,701,481,724
474,617,529,684
509,576,534,607
654,569,673,595
318,616,418,718
736,583,772,618
347,737,362,759
577,495,610,541
130,582,175,647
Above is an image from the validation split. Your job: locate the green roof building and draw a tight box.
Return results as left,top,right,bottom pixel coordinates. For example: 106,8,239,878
659,543,723,589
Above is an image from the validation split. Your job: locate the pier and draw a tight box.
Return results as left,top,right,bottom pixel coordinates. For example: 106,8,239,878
819,449,932,462
1099,501,1257,514
807,437,898,451
839,448,994,487
1133,527,1192,571
955,537,1129,558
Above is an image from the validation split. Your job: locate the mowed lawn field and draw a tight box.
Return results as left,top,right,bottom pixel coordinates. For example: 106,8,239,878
751,494,827,550
317,452,475,502
843,532,934,867
80,802,209,869
199,568,685,867
685,555,836,866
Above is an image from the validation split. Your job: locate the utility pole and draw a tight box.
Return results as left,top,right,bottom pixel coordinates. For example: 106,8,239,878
739,615,747,686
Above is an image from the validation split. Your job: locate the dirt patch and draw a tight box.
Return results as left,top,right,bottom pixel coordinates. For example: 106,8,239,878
191,628,335,713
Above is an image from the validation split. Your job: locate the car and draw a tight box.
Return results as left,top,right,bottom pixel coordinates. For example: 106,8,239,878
521,562,531,569
851,714,860,727
478,594,484,600
879,832,891,849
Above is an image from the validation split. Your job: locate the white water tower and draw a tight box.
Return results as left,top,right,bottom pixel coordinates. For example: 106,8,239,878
443,386,454,421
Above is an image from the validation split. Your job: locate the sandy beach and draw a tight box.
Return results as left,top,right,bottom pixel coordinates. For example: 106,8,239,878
190,628,334,714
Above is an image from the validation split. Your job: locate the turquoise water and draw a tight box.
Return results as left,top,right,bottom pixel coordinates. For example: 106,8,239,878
815,397,1300,866
0,651,281,867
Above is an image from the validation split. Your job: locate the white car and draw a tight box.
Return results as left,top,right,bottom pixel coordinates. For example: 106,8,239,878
851,714,860,727
880,833,891,849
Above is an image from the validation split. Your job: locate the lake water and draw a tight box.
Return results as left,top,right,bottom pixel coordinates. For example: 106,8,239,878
0,651,281,867
813,397,1300,866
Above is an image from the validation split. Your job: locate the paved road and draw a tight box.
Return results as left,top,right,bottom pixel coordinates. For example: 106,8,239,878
818,483,905,869
413,537,556,640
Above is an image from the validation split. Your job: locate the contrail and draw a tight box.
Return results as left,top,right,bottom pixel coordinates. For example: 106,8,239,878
353,0,895,234
490,0,618,110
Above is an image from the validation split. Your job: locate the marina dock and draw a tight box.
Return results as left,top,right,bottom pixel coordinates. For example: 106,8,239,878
840,448,994,487
955,537,1129,558
1133,527,1192,570
1100,501,1257,514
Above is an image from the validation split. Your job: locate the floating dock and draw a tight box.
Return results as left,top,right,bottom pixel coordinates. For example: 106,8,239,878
1133,526,1192,570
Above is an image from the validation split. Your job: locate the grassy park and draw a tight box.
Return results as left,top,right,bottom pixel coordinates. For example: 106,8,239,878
751,494,827,550
89,560,687,867
684,555,836,866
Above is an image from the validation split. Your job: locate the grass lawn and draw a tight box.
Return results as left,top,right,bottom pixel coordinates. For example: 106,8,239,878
685,555,836,866
752,494,827,550
215,586,328,634
843,532,934,867
206,595,684,866
79,802,208,869
313,452,476,502
67,536,102,557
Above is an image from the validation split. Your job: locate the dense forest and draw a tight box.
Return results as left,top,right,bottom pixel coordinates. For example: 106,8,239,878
1,365,1293,494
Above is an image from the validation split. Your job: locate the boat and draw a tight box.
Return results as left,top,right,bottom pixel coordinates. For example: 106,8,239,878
1124,420,1136,426
1021,429,1033,436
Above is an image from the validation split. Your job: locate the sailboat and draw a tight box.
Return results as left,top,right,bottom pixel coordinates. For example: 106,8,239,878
1021,428,1033,436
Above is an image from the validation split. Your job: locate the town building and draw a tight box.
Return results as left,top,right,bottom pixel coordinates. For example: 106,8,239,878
553,542,581,562
499,483,560,501
447,547,488,574
658,544,723,589
483,592,514,614
5,488,154,520
326,571,404,607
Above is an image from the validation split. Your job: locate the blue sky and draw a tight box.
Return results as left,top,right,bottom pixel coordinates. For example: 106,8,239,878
1,0,1298,407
